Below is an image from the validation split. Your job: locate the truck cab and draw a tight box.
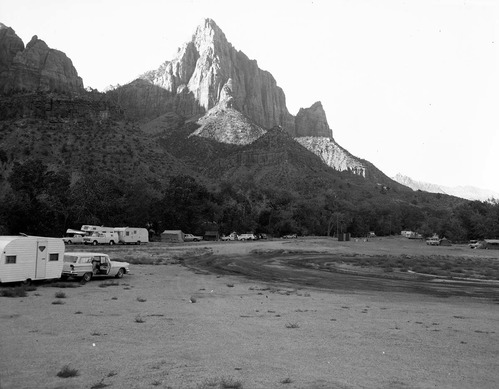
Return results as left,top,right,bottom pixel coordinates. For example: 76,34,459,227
83,230,118,245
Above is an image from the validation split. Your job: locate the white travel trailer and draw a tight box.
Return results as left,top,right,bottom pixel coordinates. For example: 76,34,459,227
114,227,149,245
0,235,65,284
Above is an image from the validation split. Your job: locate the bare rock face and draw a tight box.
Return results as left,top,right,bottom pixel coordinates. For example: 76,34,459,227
295,102,332,138
190,78,266,145
295,136,367,176
0,24,83,94
0,23,24,84
128,19,295,132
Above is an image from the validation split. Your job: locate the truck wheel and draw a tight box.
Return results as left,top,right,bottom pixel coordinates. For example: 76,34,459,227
115,268,125,279
109,240,114,245
92,240,98,246
82,272,93,282
66,240,72,245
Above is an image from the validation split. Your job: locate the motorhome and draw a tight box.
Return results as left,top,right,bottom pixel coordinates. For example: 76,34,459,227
114,227,149,245
0,235,65,284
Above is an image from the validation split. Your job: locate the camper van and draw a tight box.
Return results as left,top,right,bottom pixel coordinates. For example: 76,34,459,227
0,235,65,284
114,227,149,245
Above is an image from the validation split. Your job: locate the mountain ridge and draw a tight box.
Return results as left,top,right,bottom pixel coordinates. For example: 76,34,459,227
393,173,499,202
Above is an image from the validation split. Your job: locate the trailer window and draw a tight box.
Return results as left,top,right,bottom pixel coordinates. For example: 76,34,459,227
5,255,16,264
49,253,59,261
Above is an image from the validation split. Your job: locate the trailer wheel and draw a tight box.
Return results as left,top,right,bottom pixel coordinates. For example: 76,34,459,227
66,240,72,245
60,274,69,281
22,278,32,286
92,240,98,246
136,241,141,245
109,240,114,245
115,268,125,279
82,272,93,282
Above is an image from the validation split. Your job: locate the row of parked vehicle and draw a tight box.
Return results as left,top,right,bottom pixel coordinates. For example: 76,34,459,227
220,232,267,241
0,235,131,284
63,225,149,245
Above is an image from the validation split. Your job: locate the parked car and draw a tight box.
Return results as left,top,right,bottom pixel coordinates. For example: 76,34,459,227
237,233,257,241
61,252,130,282
468,240,483,249
282,234,297,239
426,237,440,246
62,234,85,245
184,233,203,242
221,232,237,241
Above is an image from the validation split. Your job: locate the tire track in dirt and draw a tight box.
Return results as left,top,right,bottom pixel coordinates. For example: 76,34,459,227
184,253,499,301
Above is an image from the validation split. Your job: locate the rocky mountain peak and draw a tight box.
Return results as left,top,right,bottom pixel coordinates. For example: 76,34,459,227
0,23,83,94
295,101,332,138
192,18,228,53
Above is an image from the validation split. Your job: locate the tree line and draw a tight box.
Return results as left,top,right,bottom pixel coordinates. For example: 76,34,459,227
1,159,498,241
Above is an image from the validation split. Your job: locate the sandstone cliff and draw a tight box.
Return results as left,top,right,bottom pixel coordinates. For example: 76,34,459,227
139,19,296,132
0,23,83,94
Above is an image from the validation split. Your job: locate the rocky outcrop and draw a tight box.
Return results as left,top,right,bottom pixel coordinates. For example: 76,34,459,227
295,102,332,138
0,24,83,94
295,137,366,176
190,78,266,145
0,23,24,83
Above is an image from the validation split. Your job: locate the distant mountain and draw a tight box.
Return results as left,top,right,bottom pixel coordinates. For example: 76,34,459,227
393,173,499,201
105,18,402,188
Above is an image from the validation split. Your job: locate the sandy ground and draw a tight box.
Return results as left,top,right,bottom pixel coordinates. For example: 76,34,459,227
1,238,498,389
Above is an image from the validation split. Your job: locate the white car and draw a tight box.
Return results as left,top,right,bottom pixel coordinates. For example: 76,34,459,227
62,234,85,245
237,233,256,241
184,234,203,242
61,252,130,282
426,238,440,246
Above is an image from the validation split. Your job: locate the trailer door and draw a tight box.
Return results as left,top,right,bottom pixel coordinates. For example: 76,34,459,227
35,240,48,279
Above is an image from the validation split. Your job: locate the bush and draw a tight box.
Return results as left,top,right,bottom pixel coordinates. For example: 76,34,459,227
57,365,79,378
0,285,36,297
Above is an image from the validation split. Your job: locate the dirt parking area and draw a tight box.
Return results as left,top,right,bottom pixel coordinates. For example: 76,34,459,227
1,237,498,388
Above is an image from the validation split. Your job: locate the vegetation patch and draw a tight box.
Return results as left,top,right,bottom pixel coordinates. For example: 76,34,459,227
0,285,36,297
56,365,79,378
197,377,243,389
48,282,80,288
99,280,120,288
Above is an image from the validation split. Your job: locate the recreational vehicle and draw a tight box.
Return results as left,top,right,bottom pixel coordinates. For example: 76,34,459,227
0,235,65,284
114,227,149,245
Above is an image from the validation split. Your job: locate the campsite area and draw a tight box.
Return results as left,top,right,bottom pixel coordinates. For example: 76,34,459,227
1,236,499,389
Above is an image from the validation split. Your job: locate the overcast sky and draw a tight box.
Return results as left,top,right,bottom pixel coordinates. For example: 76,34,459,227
2,0,499,193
